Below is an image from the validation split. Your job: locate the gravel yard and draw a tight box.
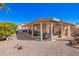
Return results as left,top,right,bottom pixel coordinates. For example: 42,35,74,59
0,33,79,56
0,39,79,56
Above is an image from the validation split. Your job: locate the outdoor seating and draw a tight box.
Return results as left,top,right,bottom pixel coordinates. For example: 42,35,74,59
43,32,50,39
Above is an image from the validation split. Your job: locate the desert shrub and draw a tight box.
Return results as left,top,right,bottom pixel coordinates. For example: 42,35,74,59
0,22,17,37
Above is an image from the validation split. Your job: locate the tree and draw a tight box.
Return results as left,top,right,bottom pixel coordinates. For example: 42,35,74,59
0,22,17,38
0,3,10,12
0,3,4,8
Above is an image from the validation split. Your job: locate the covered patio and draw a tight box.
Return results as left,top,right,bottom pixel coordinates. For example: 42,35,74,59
23,18,75,41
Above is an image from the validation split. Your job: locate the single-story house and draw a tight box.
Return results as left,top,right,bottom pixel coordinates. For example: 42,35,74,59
22,18,75,41
17,23,27,32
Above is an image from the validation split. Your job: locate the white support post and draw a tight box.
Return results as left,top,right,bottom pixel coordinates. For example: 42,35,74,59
64,26,67,36
60,24,64,38
68,25,71,37
62,25,66,38
27,26,29,34
40,23,43,41
51,23,54,41
32,24,34,37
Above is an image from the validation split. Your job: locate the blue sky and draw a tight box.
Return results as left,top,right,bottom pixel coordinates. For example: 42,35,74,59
0,3,79,25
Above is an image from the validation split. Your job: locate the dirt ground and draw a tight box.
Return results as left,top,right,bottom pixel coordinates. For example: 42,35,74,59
0,39,79,56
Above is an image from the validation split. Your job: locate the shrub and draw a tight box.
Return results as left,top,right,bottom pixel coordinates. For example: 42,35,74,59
0,22,17,37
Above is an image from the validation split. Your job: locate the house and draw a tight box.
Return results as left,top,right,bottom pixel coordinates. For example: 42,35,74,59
22,18,75,41
17,23,27,32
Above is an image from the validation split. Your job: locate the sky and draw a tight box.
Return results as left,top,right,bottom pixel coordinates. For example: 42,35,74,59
0,3,79,25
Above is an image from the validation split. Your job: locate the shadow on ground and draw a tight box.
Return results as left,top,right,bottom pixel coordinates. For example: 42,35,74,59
16,30,40,41
66,43,79,49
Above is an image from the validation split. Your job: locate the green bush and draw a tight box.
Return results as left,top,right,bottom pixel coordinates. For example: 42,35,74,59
0,22,17,37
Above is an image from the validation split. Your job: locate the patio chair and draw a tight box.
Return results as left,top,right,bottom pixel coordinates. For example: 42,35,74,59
43,32,51,40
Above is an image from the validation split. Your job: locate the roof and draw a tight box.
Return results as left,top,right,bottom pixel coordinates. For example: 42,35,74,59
25,18,75,26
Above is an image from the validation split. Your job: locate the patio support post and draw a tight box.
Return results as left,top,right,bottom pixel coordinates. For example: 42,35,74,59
27,26,29,34
40,22,43,41
32,24,34,37
63,25,66,37
68,25,71,37
51,23,54,41
60,24,64,38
